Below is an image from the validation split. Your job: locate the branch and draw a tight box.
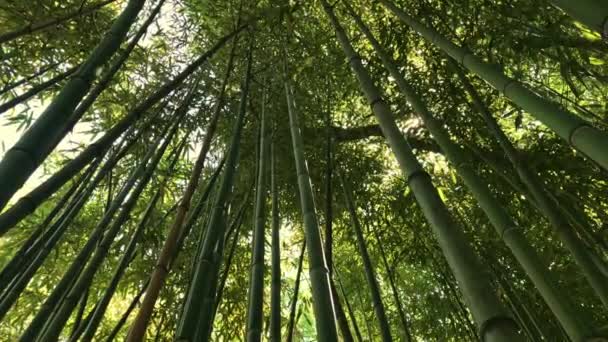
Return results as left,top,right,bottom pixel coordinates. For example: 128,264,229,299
303,124,441,153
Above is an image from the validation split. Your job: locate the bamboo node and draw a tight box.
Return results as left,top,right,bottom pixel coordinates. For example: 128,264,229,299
500,225,519,240
568,124,592,148
406,169,429,184
369,96,383,109
478,314,518,341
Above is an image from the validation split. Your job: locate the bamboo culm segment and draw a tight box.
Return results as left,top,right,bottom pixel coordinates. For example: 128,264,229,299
284,59,339,342
286,240,306,342
321,2,522,341
343,3,592,339
210,192,252,329
39,126,183,340
246,84,269,342
0,21,243,237
333,266,364,342
449,59,608,327
193,188,254,341
373,229,413,341
174,40,252,342
269,133,281,342
71,192,159,342
378,0,608,171
337,167,393,342
105,278,150,342
63,0,167,137
0,0,146,211
214,205,247,310
453,59,608,310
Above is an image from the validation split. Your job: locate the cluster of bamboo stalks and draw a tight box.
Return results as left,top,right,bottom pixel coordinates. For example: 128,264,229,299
0,0,607,340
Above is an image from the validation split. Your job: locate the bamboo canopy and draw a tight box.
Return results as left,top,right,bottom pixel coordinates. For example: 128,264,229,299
0,0,607,340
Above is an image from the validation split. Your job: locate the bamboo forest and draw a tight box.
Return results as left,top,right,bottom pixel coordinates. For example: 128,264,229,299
1,0,608,341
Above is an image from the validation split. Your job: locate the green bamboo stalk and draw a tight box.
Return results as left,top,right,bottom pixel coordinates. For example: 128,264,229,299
378,0,608,171
173,39,252,342
325,109,333,277
337,167,393,342
63,0,167,135
37,122,183,340
128,32,240,342
105,278,150,342
321,3,521,341
246,86,269,342
18,113,181,341
213,191,251,317
0,61,62,96
269,128,281,342
0,65,79,115
0,0,146,211
0,135,135,318
195,198,248,342
449,59,608,311
176,157,227,255
333,266,364,342
343,3,592,339
548,0,608,37
0,0,119,44
0,110,152,236
0,22,243,236
330,279,356,342
0,157,99,291
76,182,164,341
284,57,339,342
286,240,306,342
372,229,412,342
193,238,227,341
326,111,354,342
69,284,90,339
